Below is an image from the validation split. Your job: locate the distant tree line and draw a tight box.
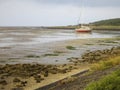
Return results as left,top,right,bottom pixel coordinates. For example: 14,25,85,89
90,18,120,26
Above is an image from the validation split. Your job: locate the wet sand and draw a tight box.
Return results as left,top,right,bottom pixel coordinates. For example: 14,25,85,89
0,37,120,65
0,29,120,90
0,29,120,65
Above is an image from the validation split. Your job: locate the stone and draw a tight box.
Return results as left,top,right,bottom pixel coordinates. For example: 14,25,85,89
13,78,21,83
0,79,7,85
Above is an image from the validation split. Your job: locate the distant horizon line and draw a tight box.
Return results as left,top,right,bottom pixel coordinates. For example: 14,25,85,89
0,18,119,27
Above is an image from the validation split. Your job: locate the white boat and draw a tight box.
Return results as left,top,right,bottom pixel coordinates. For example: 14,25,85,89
75,0,92,33
75,26,91,33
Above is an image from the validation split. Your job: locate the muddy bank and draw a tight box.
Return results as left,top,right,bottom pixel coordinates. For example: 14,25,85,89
0,46,120,90
0,37,120,65
0,28,120,65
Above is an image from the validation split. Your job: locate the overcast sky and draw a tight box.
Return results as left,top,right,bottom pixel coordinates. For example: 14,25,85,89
0,0,120,26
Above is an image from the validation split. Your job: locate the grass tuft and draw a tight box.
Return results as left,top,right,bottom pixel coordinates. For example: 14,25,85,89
43,53,59,57
26,55,40,58
66,46,76,50
85,69,120,90
90,56,120,71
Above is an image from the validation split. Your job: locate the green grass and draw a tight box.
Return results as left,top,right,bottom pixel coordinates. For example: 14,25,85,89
46,18,120,30
43,53,59,56
91,18,120,26
0,60,7,63
85,69,120,90
26,55,40,58
91,56,120,71
104,41,118,43
53,50,64,54
85,43,94,45
91,25,120,30
114,37,120,40
66,46,76,50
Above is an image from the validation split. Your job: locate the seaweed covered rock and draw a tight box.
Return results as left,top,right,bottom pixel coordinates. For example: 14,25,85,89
13,78,21,83
34,75,44,83
0,79,7,85
82,46,120,63
11,87,24,90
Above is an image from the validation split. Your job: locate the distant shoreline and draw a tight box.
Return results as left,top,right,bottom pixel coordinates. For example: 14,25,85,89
0,26,120,31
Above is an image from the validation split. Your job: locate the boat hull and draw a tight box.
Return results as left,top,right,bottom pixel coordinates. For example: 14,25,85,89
75,26,91,33
75,29,91,33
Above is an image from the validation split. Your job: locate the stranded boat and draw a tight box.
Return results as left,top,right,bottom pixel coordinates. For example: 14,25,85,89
75,0,92,33
75,26,91,33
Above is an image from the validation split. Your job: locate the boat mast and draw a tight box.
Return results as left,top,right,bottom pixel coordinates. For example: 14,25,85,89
77,0,84,28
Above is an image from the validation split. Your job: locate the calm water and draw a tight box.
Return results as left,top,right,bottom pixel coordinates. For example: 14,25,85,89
33,30,119,43
0,29,120,47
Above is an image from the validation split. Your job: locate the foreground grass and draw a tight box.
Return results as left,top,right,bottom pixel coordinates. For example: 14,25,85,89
85,69,120,90
85,56,120,90
91,56,120,71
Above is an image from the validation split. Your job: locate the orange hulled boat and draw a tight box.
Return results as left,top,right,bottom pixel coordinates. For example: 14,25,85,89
75,26,91,33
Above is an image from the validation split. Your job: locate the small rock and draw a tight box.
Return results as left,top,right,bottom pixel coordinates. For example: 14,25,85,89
11,87,24,90
0,79,7,85
13,78,21,83
21,81,27,86
44,71,48,77
1,87,4,89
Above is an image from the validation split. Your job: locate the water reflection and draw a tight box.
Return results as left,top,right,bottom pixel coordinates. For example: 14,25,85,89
0,29,119,47
75,32,92,38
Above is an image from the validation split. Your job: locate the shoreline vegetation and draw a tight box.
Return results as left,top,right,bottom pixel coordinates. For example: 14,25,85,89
85,58,120,90
0,18,120,30
38,18,120,30
0,25,120,31
0,46,120,90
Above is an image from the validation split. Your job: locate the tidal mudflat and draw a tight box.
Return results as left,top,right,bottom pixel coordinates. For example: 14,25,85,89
0,28,120,90
0,29,119,65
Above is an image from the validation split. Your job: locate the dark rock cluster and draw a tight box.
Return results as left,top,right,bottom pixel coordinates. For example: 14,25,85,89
0,63,75,89
82,46,120,63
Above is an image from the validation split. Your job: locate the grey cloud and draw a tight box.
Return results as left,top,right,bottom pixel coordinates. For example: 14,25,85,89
0,0,120,26
36,0,120,7
1,0,120,7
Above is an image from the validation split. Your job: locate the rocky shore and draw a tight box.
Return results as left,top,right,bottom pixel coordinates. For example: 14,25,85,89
82,46,120,63
0,63,80,90
0,46,120,90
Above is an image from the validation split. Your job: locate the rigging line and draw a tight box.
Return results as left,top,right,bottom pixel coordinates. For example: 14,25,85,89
77,0,84,26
